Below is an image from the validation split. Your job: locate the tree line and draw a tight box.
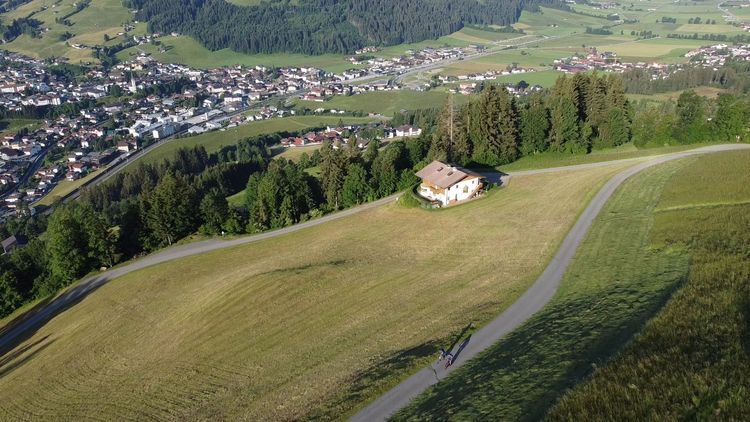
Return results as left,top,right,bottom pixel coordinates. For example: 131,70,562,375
426,73,630,167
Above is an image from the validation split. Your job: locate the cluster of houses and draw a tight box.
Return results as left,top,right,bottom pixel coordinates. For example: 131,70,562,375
279,124,423,149
553,48,671,77
684,43,750,67
349,47,467,74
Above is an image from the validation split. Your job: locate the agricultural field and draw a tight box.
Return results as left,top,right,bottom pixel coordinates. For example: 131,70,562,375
294,91,469,115
0,0,145,63
127,115,379,167
627,86,727,103
0,162,633,421
549,151,750,419
395,149,750,421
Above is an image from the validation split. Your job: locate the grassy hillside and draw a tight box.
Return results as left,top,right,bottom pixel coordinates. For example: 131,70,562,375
128,115,379,167
0,163,632,420
548,151,750,420
394,149,750,420
294,91,471,115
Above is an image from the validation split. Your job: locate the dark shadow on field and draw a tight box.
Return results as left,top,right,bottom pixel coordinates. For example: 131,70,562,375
391,273,688,422
307,340,443,420
446,323,474,355
0,334,56,379
741,293,750,355
257,259,348,277
0,276,106,359
452,335,472,363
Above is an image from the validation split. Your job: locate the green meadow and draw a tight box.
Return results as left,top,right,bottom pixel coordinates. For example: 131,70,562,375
395,149,750,420
0,162,631,421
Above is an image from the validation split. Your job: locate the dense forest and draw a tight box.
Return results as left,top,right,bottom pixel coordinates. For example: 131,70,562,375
126,0,552,54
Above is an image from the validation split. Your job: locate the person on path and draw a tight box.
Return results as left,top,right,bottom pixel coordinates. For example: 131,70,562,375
445,353,453,368
438,348,446,361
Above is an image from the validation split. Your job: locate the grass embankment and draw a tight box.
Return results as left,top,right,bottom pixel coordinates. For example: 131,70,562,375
548,151,750,420
395,149,750,420
128,115,379,167
0,163,632,420
497,141,726,172
35,169,103,207
294,91,471,115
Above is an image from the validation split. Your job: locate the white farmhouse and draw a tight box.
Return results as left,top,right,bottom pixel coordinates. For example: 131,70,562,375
415,160,484,207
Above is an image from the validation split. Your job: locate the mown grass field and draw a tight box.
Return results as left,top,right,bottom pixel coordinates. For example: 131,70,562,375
128,115,378,167
395,149,750,420
35,169,104,207
497,141,722,172
294,91,469,115
0,163,633,421
549,151,750,420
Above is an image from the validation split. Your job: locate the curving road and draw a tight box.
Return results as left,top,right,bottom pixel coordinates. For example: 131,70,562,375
350,143,750,422
0,144,747,376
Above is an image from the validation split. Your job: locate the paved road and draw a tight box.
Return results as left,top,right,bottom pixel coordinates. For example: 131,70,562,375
0,144,746,368
350,143,750,422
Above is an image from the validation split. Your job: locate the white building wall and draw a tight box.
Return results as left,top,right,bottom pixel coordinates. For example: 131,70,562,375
419,177,481,206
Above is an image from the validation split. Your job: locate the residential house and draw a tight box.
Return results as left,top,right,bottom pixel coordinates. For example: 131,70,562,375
415,160,484,207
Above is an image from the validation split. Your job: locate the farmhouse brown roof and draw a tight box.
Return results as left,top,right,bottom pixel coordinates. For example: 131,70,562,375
415,160,482,189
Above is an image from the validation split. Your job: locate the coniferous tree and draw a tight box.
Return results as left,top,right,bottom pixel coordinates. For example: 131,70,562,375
520,92,550,155
431,95,457,162
145,174,198,246
549,95,580,152
473,85,503,165
342,163,372,207
320,141,347,209
497,89,520,164
713,93,747,142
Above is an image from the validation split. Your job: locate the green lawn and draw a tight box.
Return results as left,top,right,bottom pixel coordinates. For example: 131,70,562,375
0,162,632,421
0,119,42,137
226,190,245,208
395,148,750,420
549,151,750,419
497,142,726,172
35,169,103,207
128,115,380,168
295,91,470,115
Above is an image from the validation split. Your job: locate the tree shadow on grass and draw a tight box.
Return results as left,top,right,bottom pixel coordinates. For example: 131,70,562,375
0,275,106,359
0,334,56,379
307,339,443,420
392,273,688,422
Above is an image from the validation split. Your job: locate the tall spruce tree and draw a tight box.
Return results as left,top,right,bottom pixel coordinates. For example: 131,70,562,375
520,92,550,155
320,141,347,209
